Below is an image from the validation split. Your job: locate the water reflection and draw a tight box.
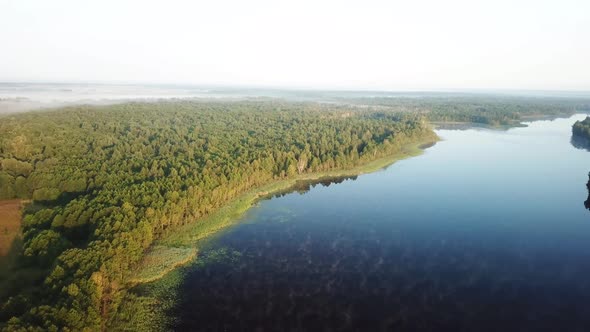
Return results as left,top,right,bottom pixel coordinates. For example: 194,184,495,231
269,175,358,198
585,173,590,210
571,135,590,152
174,221,590,331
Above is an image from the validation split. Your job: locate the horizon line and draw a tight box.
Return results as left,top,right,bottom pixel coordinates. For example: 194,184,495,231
1,80,590,96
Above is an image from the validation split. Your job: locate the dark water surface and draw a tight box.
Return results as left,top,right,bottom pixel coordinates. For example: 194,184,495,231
174,115,590,332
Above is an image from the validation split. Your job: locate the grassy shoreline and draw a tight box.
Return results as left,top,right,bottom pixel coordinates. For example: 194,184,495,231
131,135,439,284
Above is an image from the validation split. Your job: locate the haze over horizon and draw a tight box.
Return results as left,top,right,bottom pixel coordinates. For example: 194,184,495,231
1,0,589,91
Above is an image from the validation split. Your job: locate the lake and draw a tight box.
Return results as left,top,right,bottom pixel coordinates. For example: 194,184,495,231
173,114,590,331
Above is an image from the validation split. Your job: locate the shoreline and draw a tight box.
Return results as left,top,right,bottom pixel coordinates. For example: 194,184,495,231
113,135,439,331
131,135,439,285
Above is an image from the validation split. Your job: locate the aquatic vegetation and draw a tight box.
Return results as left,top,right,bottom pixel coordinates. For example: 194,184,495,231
111,268,187,332
194,248,243,267
129,246,196,284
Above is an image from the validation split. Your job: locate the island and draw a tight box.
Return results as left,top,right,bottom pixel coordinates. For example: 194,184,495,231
573,116,590,140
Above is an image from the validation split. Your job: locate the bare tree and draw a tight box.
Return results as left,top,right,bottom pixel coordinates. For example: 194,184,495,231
297,155,307,174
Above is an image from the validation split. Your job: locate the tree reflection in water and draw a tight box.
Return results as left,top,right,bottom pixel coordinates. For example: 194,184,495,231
268,175,359,199
571,135,590,152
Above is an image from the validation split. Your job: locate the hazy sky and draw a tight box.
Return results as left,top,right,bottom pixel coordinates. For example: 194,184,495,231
1,0,589,90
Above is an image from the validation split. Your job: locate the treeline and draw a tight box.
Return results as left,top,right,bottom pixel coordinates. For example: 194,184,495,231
342,96,590,126
0,101,435,331
573,116,590,140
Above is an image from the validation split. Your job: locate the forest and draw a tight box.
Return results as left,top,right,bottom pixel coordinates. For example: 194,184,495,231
0,100,436,331
342,96,590,126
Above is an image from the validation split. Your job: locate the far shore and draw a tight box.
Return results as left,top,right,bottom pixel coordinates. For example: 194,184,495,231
431,112,590,131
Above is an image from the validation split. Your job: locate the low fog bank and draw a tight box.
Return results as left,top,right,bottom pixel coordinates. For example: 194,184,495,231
2,82,590,114
0,98,120,114
0,83,228,114
0,97,201,114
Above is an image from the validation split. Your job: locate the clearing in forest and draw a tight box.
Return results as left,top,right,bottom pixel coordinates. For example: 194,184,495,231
0,200,22,257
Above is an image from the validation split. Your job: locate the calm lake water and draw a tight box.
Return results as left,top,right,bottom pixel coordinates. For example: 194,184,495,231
174,114,590,331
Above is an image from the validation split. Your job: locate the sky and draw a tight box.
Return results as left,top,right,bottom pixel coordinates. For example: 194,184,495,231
1,0,589,91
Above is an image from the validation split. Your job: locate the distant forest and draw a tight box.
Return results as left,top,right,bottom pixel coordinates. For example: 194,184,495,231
0,100,435,331
342,96,590,126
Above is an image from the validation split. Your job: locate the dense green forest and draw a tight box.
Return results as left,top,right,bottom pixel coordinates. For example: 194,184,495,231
573,116,590,140
343,96,590,126
0,100,436,331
